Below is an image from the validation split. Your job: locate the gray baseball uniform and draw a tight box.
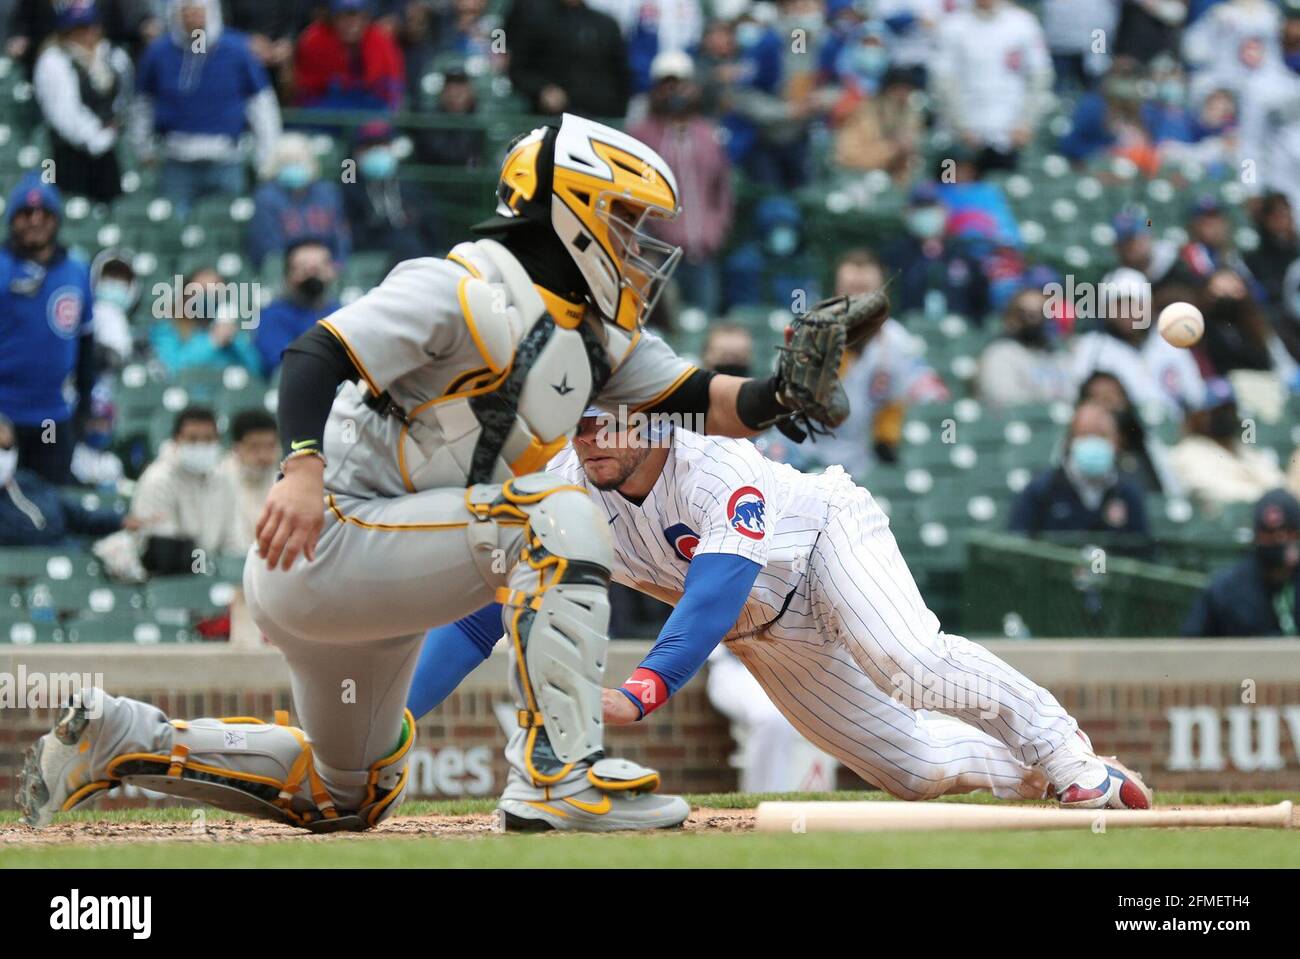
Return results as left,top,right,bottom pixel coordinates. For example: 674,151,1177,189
39,240,702,828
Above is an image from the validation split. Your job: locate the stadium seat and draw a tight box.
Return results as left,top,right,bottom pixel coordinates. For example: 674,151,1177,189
147,574,239,624
0,548,99,585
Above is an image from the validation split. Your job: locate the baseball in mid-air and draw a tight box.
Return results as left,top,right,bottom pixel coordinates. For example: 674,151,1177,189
1157,301,1204,348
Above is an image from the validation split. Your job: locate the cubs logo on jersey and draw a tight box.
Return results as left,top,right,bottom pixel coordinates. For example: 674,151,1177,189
727,486,766,541
662,523,699,562
47,287,84,339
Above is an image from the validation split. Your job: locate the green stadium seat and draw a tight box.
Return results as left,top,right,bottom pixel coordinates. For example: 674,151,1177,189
63,615,197,644
148,574,238,623
25,580,147,619
0,548,100,584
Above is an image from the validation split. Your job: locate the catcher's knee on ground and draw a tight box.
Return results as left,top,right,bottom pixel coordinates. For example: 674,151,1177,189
30,689,416,832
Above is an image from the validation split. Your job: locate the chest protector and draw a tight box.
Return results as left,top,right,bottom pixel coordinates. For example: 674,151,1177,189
397,240,614,489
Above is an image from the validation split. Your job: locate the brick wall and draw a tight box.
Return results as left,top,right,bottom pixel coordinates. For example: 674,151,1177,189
3,642,1299,810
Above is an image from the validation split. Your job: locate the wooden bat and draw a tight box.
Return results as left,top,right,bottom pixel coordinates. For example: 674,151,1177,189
755,800,1295,833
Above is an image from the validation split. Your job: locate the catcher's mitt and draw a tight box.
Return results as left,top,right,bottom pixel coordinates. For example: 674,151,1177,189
772,289,891,442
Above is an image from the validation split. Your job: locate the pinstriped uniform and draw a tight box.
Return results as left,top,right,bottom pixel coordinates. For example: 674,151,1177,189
550,430,1073,800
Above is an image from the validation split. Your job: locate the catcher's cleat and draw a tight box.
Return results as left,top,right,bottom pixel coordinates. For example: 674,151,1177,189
17,690,105,828
496,761,690,833
497,789,690,834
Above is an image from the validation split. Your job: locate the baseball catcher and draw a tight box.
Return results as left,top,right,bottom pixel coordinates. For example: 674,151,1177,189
18,114,881,833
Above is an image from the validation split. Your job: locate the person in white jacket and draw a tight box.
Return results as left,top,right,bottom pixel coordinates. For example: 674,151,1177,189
32,1,134,203
1239,7,1300,218
129,405,243,563
929,0,1053,171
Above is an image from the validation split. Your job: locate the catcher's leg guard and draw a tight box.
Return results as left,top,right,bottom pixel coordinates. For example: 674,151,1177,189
467,473,689,832
16,687,414,833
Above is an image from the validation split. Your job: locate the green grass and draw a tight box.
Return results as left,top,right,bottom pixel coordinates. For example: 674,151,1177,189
2,791,1296,869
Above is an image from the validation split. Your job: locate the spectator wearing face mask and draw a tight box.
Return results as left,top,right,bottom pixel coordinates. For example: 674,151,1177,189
696,12,808,189
133,0,282,218
253,240,341,377
1009,401,1150,540
249,133,350,270
343,121,441,268
217,408,278,552
1182,488,1300,637
628,51,733,315
977,287,1075,409
295,0,405,113
1239,4,1300,220
89,247,138,368
0,413,132,546
70,382,125,489
129,406,243,561
1076,370,1182,496
930,0,1054,173
882,182,991,323
32,0,134,205
721,196,821,312
149,266,261,376
1170,377,1287,511
1195,267,1291,378
0,175,95,486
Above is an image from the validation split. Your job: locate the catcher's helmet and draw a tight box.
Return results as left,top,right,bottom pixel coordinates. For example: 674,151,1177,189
474,113,682,332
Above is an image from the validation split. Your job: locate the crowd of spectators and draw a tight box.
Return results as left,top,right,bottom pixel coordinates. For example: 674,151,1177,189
2,0,1300,637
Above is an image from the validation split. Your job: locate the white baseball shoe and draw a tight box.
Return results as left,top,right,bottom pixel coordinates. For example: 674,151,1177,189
1040,731,1118,809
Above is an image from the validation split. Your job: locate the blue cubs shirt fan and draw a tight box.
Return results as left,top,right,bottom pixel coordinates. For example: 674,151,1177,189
0,178,94,428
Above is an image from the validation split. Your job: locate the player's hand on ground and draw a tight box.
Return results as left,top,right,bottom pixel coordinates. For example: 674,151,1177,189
602,688,641,726
256,456,325,571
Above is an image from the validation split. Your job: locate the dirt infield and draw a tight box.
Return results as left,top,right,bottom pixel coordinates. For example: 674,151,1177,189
0,807,757,847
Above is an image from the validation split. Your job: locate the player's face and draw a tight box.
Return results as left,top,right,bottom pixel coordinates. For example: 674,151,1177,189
572,415,651,490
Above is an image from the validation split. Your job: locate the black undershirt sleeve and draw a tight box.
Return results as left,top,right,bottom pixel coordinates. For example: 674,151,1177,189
276,324,359,459
638,367,715,424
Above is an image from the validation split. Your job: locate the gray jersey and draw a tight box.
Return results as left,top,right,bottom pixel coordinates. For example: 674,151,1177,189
317,240,695,498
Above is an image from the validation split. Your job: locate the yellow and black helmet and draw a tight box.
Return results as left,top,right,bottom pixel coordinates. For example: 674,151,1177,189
474,114,682,332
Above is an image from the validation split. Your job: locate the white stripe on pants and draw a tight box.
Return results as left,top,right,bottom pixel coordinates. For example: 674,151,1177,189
728,634,1048,801
809,488,1078,769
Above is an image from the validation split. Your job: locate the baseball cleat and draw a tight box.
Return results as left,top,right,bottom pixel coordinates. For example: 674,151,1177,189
1040,733,1118,809
16,689,104,828
1074,730,1154,809
497,789,690,833
1099,756,1154,810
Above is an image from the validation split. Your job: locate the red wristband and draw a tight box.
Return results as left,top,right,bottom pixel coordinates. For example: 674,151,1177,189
620,668,669,717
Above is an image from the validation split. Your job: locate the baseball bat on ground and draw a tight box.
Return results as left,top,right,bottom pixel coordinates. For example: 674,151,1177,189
755,800,1295,833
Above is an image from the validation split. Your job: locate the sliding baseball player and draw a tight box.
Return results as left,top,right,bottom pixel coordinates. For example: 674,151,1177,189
410,410,1153,829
